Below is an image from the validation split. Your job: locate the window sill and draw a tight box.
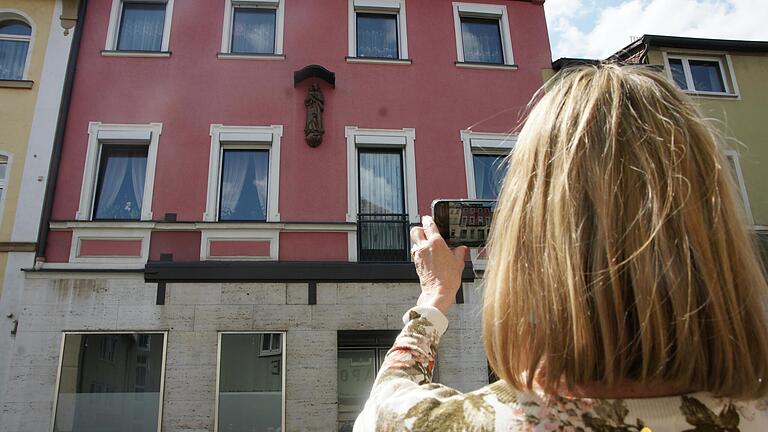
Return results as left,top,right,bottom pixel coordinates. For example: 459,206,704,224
101,50,172,58
683,90,739,99
0,79,34,89
455,61,518,71
217,53,286,61
345,57,412,65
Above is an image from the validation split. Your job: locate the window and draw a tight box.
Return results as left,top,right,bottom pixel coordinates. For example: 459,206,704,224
216,332,285,432
52,332,167,432
258,332,282,356
219,149,269,221
665,54,737,95
358,149,408,261
452,3,514,67
205,125,282,222
724,150,754,225
105,0,174,53
220,0,285,57
77,123,161,222
0,156,7,205
337,331,399,432
93,146,148,221
345,127,418,262
460,17,503,64
461,130,515,199
473,154,507,199
0,18,31,80
348,0,409,62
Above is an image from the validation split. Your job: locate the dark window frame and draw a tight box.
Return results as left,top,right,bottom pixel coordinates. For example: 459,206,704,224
217,148,270,222
116,1,168,52
91,144,149,222
459,15,505,65
355,12,400,60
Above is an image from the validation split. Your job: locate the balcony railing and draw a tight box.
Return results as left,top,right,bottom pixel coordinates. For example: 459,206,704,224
357,213,410,262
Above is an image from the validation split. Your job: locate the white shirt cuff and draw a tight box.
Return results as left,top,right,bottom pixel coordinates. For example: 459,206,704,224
402,305,449,336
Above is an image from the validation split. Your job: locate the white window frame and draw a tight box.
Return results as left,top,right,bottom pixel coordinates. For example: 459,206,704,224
51,331,169,432
725,150,754,225
205,124,282,223
77,122,162,222
258,333,283,356
347,0,409,62
0,9,36,80
220,0,285,58
0,152,10,229
345,126,418,224
104,0,175,52
663,52,739,97
461,130,516,199
346,127,417,263
451,2,515,68
214,331,286,432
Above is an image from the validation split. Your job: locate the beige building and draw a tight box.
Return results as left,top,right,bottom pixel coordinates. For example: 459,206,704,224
0,0,80,400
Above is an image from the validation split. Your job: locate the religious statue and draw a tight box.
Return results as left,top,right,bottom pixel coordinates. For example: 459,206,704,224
304,83,325,147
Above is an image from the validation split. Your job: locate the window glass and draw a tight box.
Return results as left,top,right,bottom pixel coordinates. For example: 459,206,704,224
689,59,725,92
53,333,165,432
0,20,31,80
117,2,166,51
219,149,269,221
473,154,508,199
93,147,148,220
460,17,503,64
359,150,404,214
218,333,283,431
358,150,407,261
0,158,6,203
231,8,276,54
356,13,398,59
0,20,32,35
338,331,398,432
668,58,688,90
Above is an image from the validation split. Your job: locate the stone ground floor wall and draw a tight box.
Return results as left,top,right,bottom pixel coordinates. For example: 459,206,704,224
0,274,487,432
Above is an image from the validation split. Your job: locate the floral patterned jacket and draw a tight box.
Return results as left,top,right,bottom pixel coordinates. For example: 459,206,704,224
354,306,768,432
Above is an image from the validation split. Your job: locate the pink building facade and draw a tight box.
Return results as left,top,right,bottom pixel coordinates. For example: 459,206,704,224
2,1,552,431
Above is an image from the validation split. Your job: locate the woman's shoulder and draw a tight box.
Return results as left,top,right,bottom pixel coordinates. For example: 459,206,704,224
478,382,768,432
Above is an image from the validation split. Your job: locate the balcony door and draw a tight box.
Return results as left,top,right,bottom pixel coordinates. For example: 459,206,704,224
357,149,408,262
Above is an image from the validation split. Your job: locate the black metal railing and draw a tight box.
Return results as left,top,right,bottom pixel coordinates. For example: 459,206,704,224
357,213,410,262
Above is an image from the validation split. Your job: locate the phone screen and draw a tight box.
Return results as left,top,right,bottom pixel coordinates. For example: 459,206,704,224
431,200,496,247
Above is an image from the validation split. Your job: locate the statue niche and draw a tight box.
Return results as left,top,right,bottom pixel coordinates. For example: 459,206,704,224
304,83,325,147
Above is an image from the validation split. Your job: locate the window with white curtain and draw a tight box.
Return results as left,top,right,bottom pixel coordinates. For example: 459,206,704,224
452,3,515,67
105,0,174,53
220,0,285,57
77,122,162,222
218,149,269,221
93,146,148,220
0,18,31,80
347,0,409,61
116,2,166,51
205,125,282,223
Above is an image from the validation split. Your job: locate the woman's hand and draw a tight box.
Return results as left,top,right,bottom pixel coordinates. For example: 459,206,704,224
410,215,469,315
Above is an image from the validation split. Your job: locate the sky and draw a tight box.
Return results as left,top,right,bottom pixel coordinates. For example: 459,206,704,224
544,0,768,60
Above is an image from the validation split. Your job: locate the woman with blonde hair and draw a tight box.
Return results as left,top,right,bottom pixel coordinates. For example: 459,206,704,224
354,65,768,431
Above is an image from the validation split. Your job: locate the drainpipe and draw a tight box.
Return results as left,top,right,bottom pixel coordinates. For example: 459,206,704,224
35,0,88,261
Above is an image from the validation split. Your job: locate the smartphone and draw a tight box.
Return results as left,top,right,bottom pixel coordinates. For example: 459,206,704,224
431,199,496,247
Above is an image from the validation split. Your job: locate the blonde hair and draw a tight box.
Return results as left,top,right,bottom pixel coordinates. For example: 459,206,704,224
483,64,768,399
